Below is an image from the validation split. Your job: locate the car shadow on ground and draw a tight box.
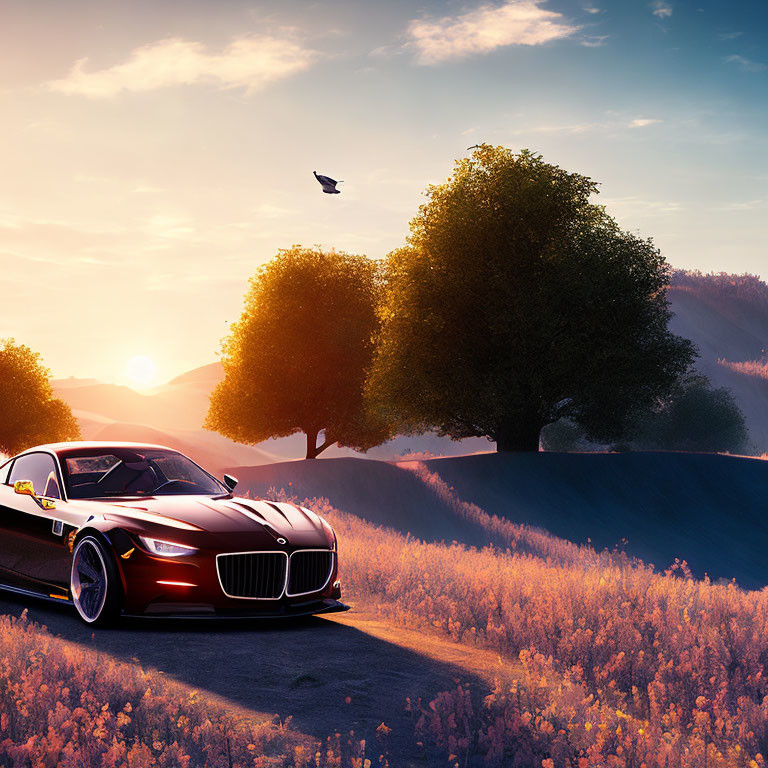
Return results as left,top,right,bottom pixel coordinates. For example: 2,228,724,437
0,593,488,761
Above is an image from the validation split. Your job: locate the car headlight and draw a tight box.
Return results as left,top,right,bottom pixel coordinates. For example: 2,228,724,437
139,536,198,557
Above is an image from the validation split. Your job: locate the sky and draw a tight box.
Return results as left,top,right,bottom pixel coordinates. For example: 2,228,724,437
1,0,766,387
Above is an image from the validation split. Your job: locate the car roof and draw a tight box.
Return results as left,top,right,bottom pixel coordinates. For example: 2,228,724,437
19,441,175,457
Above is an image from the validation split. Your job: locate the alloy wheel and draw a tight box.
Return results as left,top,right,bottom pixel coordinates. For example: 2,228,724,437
71,538,109,623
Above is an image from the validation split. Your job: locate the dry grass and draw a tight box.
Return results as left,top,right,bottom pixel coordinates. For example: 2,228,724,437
4,466,768,767
719,358,768,381
268,476,768,768
0,610,378,767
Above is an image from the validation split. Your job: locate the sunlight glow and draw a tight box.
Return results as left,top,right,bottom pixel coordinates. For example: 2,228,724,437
124,355,157,389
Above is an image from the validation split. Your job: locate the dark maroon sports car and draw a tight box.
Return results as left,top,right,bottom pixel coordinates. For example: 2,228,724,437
0,442,347,625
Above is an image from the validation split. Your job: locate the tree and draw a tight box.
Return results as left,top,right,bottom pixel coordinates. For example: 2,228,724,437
630,373,749,453
0,339,81,456
541,374,749,454
367,146,697,451
205,246,390,459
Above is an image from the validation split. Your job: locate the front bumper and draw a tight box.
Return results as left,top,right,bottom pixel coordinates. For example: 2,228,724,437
114,540,344,617
123,597,350,620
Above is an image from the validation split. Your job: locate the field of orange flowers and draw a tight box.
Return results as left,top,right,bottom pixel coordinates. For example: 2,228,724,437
0,608,383,768
3,466,768,767
719,358,768,381
303,464,768,768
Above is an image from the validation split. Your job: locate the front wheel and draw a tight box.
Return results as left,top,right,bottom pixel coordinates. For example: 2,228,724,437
70,536,120,626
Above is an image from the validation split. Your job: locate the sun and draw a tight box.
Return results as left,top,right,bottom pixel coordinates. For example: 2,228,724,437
124,355,157,389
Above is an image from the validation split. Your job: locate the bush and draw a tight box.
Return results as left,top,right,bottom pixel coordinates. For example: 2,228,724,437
631,373,749,453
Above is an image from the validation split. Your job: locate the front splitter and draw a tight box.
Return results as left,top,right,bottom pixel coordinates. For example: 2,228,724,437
123,598,351,621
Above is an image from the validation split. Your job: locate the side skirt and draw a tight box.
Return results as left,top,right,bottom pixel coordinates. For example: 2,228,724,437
0,581,73,605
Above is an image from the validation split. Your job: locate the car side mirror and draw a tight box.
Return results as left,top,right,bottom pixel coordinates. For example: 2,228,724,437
14,479,56,510
223,474,238,491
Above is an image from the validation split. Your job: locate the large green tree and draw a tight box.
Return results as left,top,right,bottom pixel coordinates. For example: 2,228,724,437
367,146,697,451
206,246,390,458
0,339,81,456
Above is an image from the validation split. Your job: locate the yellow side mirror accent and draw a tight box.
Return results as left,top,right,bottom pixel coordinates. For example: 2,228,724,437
14,479,56,510
14,480,34,496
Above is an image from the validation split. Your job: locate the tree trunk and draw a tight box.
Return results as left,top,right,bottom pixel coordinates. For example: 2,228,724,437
305,429,336,459
305,429,319,459
495,419,542,452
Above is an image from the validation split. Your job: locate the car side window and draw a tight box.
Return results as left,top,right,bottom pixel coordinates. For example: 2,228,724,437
0,461,10,485
8,453,61,500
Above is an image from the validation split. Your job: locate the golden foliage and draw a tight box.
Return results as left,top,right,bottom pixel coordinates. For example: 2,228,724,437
0,338,80,456
206,247,390,458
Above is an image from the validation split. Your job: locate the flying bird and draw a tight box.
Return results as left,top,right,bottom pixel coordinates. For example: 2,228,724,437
466,144,482,150
313,171,343,194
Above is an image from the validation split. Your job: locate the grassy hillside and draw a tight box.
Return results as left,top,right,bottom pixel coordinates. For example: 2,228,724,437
314,494,768,768
668,271,768,451
232,451,768,589
5,451,768,766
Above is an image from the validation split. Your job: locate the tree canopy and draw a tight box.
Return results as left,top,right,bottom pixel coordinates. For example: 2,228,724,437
205,246,390,458
366,146,697,451
630,373,749,454
0,339,81,456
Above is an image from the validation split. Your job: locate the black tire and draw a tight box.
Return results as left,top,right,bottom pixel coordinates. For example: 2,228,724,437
70,535,121,626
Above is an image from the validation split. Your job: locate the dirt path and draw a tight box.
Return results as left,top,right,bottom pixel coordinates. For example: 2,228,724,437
0,593,510,762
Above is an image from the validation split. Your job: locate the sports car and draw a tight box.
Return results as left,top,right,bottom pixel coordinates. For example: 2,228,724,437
0,441,347,625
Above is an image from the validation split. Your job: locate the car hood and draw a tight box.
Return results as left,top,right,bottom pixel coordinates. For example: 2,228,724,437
92,495,329,543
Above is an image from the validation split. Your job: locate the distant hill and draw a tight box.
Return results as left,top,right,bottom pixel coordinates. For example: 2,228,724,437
74,416,279,476
668,271,768,451
52,364,489,465
52,363,221,432
232,451,768,589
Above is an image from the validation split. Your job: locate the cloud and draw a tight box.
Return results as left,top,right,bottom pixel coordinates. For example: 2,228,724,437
406,1,579,65
510,116,662,134
716,199,768,211
603,196,682,217
583,6,602,14
48,35,318,97
629,117,662,127
718,31,743,41
724,54,766,73
651,2,673,18
581,35,609,47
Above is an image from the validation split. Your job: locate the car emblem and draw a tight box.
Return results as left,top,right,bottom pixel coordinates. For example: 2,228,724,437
276,537,287,545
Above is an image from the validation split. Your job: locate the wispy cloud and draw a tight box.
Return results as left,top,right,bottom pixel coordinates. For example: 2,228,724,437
715,198,768,211
724,54,766,73
603,196,683,217
581,35,609,48
718,31,743,41
48,35,318,97
511,115,662,134
406,1,579,65
583,6,602,14
651,2,673,19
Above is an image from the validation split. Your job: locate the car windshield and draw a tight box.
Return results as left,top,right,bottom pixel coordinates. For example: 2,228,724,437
62,448,227,499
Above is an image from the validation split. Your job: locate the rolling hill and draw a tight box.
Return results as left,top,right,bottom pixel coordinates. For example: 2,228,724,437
230,451,768,589
668,271,768,451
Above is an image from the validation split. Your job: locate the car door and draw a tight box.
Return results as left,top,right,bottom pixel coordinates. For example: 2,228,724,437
0,452,73,593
